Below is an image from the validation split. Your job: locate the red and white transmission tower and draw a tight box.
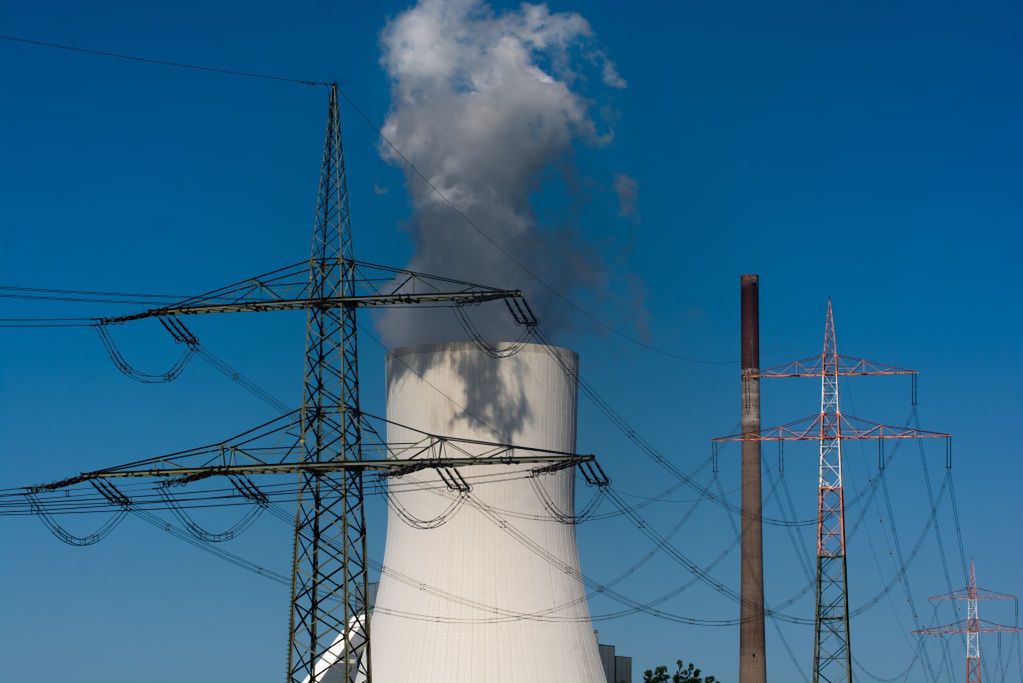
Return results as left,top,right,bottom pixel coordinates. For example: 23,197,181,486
716,299,950,683
915,559,1021,683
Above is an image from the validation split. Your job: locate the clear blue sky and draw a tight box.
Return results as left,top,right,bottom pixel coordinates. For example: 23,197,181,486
1,1,1020,682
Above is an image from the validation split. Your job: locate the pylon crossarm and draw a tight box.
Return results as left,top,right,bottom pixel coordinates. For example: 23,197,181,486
24,409,596,492
359,409,585,458
98,290,522,323
756,352,916,378
930,589,1018,602
713,413,949,442
974,589,1017,601
914,621,1023,635
94,259,528,325
28,411,304,491
27,454,595,487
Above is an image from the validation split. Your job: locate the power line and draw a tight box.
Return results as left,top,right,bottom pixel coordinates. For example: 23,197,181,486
843,387,940,677
0,34,330,87
0,318,95,327
0,284,192,300
529,326,816,526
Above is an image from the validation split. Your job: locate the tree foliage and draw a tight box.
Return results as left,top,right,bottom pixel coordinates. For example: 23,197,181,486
642,659,718,683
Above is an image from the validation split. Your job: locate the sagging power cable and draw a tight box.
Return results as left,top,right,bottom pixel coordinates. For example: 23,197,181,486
0,34,330,87
157,488,266,542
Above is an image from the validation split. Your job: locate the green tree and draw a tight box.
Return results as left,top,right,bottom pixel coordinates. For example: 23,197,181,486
643,659,718,683
670,659,716,683
642,665,670,683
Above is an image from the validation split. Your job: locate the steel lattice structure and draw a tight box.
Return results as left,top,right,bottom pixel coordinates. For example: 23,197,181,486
914,560,1021,683
716,300,949,683
285,81,370,683
813,302,851,683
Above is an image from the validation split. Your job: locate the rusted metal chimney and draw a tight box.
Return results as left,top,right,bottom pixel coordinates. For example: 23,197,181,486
740,274,767,683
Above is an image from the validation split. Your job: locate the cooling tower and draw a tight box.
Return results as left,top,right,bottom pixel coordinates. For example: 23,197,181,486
370,341,604,682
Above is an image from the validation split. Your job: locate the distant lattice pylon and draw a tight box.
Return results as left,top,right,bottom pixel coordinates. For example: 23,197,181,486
715,299,950,683
914,559,1021,683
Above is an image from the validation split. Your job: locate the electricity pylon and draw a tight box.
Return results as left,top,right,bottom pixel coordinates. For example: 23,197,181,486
915,559,1021,683
29,84,601,683
287,82,368,683
715,299,950,683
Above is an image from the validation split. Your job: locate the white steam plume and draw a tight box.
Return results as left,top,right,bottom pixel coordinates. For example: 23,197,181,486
375,0,626,348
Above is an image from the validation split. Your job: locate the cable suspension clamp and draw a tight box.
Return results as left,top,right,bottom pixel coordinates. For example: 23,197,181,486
229,475,270,506
530,458,608,487
158,316,199,347
436,467,472,493
161,469,221,487
380,461,435,479
529,459,578,477
90,480,133,509
579,460,610,487
505,296,539,327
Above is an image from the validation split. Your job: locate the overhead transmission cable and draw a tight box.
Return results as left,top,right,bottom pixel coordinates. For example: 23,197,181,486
0,34,330,87
0,317,96,328
528,326,814,526
852,603,947,683
713,466,810,683
363,323,713,521
842,384,945,683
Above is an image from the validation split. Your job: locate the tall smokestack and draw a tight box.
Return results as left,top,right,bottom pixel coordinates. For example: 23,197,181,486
740,275,767,683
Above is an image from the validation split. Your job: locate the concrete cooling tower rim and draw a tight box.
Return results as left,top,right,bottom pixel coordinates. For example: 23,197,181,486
388,340,577,363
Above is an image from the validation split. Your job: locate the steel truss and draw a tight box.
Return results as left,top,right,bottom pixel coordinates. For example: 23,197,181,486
914,560,1021,683
716,300,949,683
29,409,595,492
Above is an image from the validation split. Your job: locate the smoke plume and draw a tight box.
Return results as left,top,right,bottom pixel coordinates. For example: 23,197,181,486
613,173,639,222
375,0,626,348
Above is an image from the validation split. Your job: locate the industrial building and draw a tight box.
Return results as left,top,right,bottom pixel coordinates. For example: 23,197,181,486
597,633,634,683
